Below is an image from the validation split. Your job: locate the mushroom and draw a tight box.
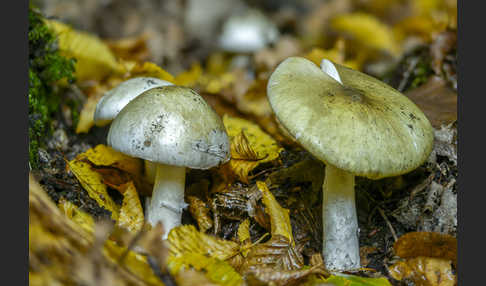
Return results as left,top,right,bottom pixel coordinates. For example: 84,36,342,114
94,77,173,182
218,9,279,53
267,57,434,270
107,86,230,238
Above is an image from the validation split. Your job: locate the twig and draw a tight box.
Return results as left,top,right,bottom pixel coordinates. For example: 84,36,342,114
409,172,435,199
377,207,398,242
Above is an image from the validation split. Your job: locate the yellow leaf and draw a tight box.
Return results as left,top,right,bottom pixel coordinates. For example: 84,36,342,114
45,20,124,82
331,13,400,56
174,63,203,87
256,181,293,244
303,39,363,71
204,72,236,94
116,182,144,233
67,159,119,220
76,92,103,134
305,274,392,286
58,198,95,234
223,115,283,183
103,239,165,286
168,253,243,286
127,61,175,83
77,144,143,176
237,219,251,244
393,14,449,43
168,225,240,261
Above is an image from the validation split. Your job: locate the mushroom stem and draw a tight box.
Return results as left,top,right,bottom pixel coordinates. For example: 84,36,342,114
322,164,360,270
320,59,343,85
146,163,186,239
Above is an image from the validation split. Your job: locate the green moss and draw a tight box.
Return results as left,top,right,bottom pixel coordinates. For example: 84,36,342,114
28,6,76,169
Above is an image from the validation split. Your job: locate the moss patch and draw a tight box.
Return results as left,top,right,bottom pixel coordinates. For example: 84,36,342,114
28,6,76,169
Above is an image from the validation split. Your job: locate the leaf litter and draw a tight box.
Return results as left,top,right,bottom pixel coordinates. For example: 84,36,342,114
30,1,458,285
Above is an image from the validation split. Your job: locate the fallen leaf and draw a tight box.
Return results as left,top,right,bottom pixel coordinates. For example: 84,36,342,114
331,12,400,56
393,231,457,265
222,115,283,183
174,62,204,87
174,268,220,286
116,181,144,233
388,257,455,286
126,61,175,83
105,33,151,62
305,274,392,286
241,235,304,272
76,92,104,133
237,219,251,245
187,195,214,233
257,181,293,243
245,264,327,286
45,20,124,82
303,39,362,71
168,252,244,286
58,198,95,234
30,173,164,286
167,225,240,261
405,76,457,128
78,144,143,176
67,159,119,220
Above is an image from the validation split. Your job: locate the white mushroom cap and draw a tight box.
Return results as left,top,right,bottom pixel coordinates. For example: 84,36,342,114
218,9,279,53
267,57,434,179
94,77,173,126
107,86,230,169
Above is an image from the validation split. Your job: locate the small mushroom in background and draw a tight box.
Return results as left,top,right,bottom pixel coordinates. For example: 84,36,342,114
218,9,279,54
267,57,434,271
94,77,173,182
107,86,230,238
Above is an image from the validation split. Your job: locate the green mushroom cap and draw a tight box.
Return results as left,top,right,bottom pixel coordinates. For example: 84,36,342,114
267,57,434,179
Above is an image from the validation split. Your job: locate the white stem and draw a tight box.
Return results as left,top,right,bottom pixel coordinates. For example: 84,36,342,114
144,160,156,184
146,163,186,239
322,164,360,270
321,59,343,85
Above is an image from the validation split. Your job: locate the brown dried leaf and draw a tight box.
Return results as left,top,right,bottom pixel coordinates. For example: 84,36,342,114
241,235,304,272
405,76,457,128
187,195,213,233
245,264,327,286
393,231,457,265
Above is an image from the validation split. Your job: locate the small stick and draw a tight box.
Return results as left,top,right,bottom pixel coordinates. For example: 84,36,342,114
409,173,435,199
377,207,398,242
